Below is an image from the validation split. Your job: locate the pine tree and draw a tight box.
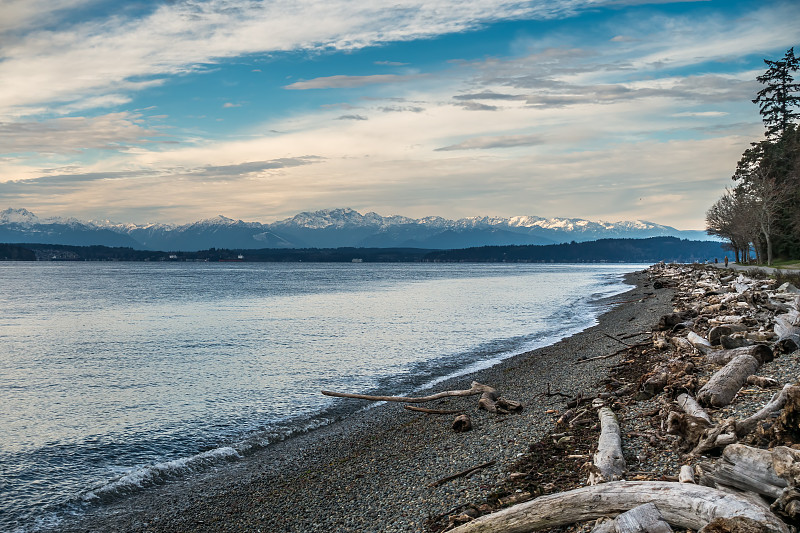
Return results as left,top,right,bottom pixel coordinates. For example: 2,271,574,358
753,47,800,139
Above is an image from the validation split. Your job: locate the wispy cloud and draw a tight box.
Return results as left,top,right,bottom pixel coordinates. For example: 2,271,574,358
335,114,369,120
285,74,416,90
435,134,544,151
0,112,162,154
0,0,600,117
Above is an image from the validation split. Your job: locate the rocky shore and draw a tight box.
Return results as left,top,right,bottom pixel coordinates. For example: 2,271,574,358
63,264,800,533
59,268,669,533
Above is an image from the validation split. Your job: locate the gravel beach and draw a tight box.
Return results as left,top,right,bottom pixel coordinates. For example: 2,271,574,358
59,269,673,533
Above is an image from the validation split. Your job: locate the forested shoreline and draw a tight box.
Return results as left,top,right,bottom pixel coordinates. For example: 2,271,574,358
1,236,725,263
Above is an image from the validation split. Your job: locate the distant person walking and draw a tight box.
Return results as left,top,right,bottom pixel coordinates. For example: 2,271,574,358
724,256,729,267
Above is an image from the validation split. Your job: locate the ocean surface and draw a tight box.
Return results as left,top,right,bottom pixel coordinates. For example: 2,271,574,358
0,262,641,531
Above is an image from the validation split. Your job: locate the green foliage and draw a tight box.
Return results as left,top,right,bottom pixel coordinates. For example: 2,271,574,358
754,47,800,139
710,47,800,261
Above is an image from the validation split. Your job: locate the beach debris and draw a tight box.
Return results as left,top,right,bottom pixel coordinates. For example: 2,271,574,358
587,407,626,485
429,460,496,488
696,354,762,407
446,481,789,533
451,413,472,432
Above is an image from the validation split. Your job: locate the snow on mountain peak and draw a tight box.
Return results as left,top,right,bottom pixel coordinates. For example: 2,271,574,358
1,207,40,225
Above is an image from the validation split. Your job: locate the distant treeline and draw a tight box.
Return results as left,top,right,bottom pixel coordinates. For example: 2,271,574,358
2,237,726,263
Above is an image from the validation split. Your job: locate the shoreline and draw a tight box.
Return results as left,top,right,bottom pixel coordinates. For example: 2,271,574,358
58,269,674,533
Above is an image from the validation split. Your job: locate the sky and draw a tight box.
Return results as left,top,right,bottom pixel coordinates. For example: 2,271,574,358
0,0,798,229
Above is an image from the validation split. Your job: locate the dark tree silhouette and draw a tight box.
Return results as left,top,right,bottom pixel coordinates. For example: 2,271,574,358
753,47,800,139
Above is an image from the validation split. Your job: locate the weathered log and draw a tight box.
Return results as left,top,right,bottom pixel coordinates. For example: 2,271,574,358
708,324,747,346
687,331,714,354
746,375,780,389
679,465,695,484
705,345,773,366
676,393,712,424
698,444,787,500
774,312,800,352
452,413,472,432
588,407,626,485
321,381,495,403
670,336,694,353
448,481,789,533
614,503,673,533
720,335,751,350
697,354,761,407
666,411,713,452
641,367,668,399
735,384,798,438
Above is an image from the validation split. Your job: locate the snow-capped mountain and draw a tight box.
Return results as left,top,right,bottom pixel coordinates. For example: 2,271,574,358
0,207,711,251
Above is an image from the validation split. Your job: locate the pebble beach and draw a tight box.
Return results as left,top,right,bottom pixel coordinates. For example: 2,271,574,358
59,270,673,533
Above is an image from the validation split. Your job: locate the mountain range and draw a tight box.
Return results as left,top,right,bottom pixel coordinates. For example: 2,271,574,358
0,207,712,251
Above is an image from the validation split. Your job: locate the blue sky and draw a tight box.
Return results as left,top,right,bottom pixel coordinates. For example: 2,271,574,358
1,0,798,228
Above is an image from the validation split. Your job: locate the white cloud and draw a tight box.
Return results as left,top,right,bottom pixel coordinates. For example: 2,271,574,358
0,0,602,117
285,74,416,90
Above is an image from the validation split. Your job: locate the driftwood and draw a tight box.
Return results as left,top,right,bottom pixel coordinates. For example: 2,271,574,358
592,503,673,533
705,345,773,366
687,331,714,354
452,414,472,432
613,503,673,533
735,384,799,437
321,381,496,403
448,481,789,533
697,354,761,407
588,407,626,485
429,460,496,488
746,375,781,389
708,325,747,346
679,465,696,484
404,406,462,414
698,444,788,500
676,393,712,424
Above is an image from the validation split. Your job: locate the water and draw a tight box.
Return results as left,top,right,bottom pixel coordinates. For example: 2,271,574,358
0,262,640,531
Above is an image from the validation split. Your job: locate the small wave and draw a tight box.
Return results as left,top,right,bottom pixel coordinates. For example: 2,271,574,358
83,447,241,502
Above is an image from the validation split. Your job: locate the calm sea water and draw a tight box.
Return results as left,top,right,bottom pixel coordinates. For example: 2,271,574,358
0,262,640,531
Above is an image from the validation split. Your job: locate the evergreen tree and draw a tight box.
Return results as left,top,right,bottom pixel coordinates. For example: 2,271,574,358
753,47,800,139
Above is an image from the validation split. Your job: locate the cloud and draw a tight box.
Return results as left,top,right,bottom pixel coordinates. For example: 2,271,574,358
223,102,242,108
435,134,544,151
379,105,425,113
0,0,599,117
375,61,409,66
453,91,527,101
285,74,415,90
336,114,369,120
0,112,161,154
673,111,729,117
189,157,323,179
459,101,499,111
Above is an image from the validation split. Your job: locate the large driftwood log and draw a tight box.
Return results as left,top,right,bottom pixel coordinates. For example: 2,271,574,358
321,381,496,403
588,407,626,485
705,345,773,366
697,354,761,407
448,481,789,533
735,384,799,437
698,444,788,500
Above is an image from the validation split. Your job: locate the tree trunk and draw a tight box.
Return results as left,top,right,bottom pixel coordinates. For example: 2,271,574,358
448,481,788,533
613,503,673,533
696,354,761,407
588,407,626,485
